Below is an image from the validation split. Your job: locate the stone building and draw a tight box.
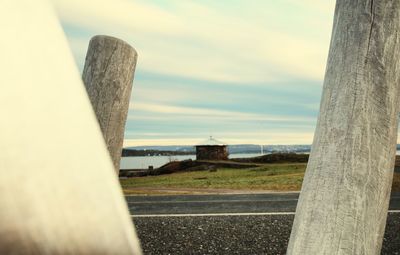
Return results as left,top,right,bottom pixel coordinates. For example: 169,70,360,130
195,136,228,160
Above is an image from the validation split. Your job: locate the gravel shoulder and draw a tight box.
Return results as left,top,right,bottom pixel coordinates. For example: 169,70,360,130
133,213,400,255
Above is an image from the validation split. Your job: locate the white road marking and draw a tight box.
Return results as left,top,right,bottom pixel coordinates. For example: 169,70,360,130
132,210,400,218
127,199,299,204
132,212,296,217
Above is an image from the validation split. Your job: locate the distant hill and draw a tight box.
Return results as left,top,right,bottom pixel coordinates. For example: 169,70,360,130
122,149,193,157
123,144,312,156
125,145,195,152
123,144,400,156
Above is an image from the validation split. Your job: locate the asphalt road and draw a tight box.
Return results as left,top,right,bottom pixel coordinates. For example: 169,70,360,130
129,193,400,254
127,192,400,215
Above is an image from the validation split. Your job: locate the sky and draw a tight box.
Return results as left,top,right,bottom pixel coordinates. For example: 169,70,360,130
52,0,336,146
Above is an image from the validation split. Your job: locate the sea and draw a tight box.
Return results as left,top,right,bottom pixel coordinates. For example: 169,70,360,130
120,153,264,169
120,150,400,170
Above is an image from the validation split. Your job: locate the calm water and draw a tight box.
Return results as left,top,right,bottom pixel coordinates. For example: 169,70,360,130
120,150,400,169
120,153,265,169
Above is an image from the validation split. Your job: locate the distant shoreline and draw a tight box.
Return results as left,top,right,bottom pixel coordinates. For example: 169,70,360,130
122,148,311,157
122,149,194,157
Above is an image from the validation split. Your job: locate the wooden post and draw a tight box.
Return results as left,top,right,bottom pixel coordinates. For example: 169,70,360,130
287,1,400,254
0,1,141,254
82,35,138,174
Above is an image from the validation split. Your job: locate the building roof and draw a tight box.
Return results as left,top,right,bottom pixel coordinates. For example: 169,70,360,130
196,136,227,146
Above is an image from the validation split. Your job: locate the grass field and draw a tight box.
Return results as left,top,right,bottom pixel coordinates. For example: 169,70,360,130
120,163,307,194
120,163,400,195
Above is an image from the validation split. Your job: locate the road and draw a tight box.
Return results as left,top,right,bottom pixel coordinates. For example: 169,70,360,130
127,192,400,215
128,192,400,254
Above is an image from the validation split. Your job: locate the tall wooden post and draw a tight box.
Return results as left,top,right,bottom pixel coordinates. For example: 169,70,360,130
287,1,400,254
82,35,137,174
0,1,141,254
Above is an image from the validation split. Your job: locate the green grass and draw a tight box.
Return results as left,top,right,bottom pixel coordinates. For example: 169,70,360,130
121,163,400,194
120,163,307,193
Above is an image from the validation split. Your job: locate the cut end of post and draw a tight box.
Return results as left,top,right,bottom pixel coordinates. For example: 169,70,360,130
90,35,138,57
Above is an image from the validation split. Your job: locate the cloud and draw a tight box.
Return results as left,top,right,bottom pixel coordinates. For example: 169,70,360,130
129,102,316,123
284,0,335,14
51,0,337,146
128,75,322,120
124,99,318,146
63,36,89,70
123,130,315,146
51,0,335,83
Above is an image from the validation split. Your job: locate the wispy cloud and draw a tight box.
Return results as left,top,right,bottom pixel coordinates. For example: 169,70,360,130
52,0,334,83
130,102,316,123
124,100,317,145
123,131,315,146
52,0,335,146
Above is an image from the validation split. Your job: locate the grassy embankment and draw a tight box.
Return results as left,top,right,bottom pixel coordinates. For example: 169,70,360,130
120,163,400,195
120,163,306,194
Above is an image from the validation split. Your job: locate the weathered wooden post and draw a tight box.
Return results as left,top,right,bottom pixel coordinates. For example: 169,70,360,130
0,0,141,254
287,1,400,254
82,35,137,174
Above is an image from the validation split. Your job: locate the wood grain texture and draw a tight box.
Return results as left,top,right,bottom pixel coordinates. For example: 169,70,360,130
287,1,400,254
82,35,138,173
0,1,141,254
